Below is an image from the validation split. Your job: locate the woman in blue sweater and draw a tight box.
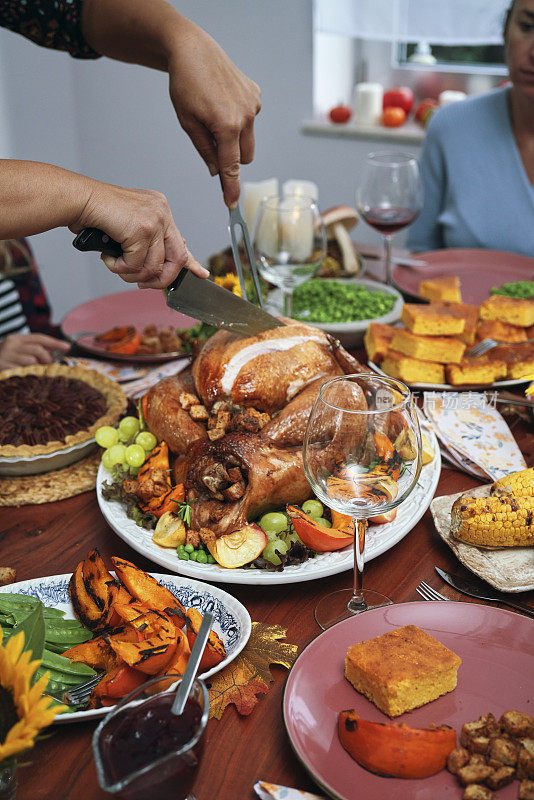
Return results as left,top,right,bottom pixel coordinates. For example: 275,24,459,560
408,0,534,256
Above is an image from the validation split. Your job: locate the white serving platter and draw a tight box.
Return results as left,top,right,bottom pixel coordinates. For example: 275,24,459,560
96,429,441,585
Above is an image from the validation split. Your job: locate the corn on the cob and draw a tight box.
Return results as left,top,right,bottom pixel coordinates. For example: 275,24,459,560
451,495,534,548
491,467,534,499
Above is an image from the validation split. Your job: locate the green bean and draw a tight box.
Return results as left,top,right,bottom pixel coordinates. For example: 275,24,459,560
41,648,96,677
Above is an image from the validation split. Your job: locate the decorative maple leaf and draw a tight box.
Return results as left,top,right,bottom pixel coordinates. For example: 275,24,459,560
207,622,298,720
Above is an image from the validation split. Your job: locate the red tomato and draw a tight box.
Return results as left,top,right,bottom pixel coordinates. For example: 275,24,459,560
382,106,406,127
414,98,439,125
329,104,352,124
383,86,414,114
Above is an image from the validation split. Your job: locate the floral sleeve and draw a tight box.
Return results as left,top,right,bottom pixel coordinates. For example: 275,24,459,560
0,0,101,59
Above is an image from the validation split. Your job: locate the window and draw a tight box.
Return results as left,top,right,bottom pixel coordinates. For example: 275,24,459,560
397,42,506,74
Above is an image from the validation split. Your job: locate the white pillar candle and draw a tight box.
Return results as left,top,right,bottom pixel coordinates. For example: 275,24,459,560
254,197,279,259
282,179,319,202
353,82,383,126
439,90,467,106
279,197,314,262
242,178,279,232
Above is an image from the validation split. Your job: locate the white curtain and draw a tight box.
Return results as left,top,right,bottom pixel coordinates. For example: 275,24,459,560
314,0,510,46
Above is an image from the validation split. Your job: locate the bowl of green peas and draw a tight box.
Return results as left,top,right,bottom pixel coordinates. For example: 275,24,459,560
266,278,403,348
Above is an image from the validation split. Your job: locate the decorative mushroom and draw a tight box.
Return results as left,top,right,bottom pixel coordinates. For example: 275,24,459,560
322,205,361,275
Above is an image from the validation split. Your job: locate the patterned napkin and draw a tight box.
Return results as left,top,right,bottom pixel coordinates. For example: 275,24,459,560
422,392,526,481
120,358,189,398
64,356,147,382
64,356,189,397
254,783,325,800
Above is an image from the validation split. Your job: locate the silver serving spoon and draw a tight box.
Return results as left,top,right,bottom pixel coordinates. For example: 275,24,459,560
171,610,214,716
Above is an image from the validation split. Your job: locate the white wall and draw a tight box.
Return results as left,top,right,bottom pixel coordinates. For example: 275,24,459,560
0,0,421,322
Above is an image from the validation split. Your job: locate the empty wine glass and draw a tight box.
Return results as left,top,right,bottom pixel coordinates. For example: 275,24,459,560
303,373,422,630
357,152,422,286
253,194,326,318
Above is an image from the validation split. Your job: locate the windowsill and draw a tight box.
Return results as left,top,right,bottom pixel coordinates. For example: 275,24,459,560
301,119,425,144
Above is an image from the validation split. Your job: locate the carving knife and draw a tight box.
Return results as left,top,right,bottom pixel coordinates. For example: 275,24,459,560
72,227,284,337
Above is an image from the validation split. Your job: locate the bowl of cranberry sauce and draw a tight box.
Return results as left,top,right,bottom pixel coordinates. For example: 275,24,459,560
93,675,209,800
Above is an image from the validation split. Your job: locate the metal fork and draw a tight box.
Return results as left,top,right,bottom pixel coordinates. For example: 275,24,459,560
50,672,103,707
467,337,534,358
416,581,449,602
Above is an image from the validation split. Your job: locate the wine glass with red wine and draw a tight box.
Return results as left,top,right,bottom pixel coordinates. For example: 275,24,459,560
357,152,422,286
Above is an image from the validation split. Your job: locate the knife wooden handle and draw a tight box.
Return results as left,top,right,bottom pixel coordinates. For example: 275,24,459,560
72,228,123,258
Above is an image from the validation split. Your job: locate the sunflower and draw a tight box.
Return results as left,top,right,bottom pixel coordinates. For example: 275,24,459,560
0,628,66,763
214,273,242,297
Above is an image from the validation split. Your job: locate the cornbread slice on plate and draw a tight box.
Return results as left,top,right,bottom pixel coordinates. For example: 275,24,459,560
476,319,527,344
443,302,479,346
391,329,466,364
419,275,462,303
489,342,534,379
363,323,396,364
345,624,462,718
381,350,445,384
446,356,507,386
480,295,534,327
402,304,465,336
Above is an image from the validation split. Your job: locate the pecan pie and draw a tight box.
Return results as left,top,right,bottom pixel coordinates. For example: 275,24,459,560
0,364,126,458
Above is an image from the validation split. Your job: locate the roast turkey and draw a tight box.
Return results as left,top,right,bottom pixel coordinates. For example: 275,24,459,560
144,321,368,535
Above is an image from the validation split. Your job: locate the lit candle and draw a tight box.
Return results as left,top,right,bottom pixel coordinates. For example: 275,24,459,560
353,82,383,126
279,197,314,262
282,179,319,202
242,178,279,232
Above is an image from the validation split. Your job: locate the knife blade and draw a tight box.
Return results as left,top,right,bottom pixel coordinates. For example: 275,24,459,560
72,228,284,338
435,567,534,618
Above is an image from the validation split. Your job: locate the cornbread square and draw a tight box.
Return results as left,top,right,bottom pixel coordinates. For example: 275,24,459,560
446,356,507,386
419,275,462,303
402,304,465,336
381,349,445,384
392,329,466,364
490,342,534,379
443,302,479,346
476,319,527,344
345,625,461,718
480,296,534,327
364,323,396,364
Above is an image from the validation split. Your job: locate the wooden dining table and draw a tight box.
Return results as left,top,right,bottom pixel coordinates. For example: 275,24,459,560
2,401,532,800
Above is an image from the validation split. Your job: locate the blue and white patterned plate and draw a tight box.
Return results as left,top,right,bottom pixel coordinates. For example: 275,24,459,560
0,572,251,724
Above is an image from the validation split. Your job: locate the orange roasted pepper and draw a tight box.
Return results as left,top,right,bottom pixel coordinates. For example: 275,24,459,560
106,330,141,355
338,711,456,778
96,325,136,343
287,506,353,552
184,608,226,671
142,483,185,519
89,665,147,708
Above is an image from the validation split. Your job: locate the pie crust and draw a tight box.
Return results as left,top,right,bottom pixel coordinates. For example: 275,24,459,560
0,364,127,458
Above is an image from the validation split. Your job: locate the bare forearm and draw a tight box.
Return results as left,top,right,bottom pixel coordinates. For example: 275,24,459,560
81,0,192,71
0,160,92,239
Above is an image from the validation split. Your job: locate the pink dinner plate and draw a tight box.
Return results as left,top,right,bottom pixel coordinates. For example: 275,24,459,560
393,248,534,305
283,601,533,800
61,289,197,362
